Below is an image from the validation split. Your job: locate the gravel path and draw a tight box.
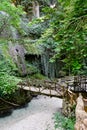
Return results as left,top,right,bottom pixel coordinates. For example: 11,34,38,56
0,95,62,130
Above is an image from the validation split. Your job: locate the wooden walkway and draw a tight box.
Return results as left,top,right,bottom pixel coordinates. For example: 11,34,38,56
18,79,65,98
68,76,87,92
18,76,87,99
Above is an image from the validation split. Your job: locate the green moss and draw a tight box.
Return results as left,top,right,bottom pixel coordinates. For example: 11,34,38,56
30,73,47,80
20,38,42,55
24,43,41,55
27,64,39,75
0,40,17,71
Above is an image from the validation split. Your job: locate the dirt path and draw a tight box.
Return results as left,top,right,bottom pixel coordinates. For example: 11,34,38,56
0,95,62,130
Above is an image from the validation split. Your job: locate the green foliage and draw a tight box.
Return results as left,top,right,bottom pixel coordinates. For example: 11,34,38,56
55,0,87,75
54,112,75,130
0,73,20,96
0,40,17,73
30,73,47,80
0,42,20,97
0,59,21,97
0,0,25,28
28,17,49,38
28,23,45,38
27,64,39,75
1,0,86,76
36,27,55,51
37,0,87,75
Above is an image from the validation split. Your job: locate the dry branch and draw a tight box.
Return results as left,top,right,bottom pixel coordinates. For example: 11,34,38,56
0,97,20,107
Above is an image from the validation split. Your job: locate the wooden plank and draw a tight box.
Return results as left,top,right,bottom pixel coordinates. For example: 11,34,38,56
29,90,63,98
18,85,63,98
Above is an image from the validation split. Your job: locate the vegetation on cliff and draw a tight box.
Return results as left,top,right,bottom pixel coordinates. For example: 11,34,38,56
0,1,87,119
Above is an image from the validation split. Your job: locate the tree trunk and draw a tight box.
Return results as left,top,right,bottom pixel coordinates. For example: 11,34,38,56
32,1,40,18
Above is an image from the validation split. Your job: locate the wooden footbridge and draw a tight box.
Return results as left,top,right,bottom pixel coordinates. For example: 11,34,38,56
18,79,65,98
18,76,87,98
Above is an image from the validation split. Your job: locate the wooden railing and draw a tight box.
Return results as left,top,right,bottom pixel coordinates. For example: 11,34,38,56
18,76,87,99
18,79,64,98
68,76,87,92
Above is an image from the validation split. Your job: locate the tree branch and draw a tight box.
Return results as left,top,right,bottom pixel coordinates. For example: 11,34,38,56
0,97,20,107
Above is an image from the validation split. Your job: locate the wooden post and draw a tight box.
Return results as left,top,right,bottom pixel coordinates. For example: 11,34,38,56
39,87,40,93
49,85,51,96
55,82,56,91
21,82,23,89
85,76,86,91
27,79,30,90
32,1,40,18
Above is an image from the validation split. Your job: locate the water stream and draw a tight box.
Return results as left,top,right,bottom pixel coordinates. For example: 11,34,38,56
0,95,62,130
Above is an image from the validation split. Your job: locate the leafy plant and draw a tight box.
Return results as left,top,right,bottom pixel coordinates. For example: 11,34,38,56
0,73,20,96
0,0,24,28
0,56,21,97
54,112,75,130
0,0,26,37
30,73,47,80
0,40,18,74
36,0,87,75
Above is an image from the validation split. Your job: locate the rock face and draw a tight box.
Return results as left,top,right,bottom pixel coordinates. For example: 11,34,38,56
74,94,87,130
0,11,18,39
0,11,21,39
9,43,27,76
0,11,11,38
0,11,27,76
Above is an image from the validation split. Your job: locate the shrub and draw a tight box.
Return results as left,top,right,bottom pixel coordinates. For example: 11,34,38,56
0,73,20,97
54,112,75,130
30,73,47,80
0,58,21,97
